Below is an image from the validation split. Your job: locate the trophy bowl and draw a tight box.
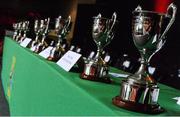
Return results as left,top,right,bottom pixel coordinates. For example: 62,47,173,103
112,3,177,114
81,12,117,83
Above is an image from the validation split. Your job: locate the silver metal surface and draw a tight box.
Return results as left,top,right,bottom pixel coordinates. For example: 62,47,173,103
120,80,159,105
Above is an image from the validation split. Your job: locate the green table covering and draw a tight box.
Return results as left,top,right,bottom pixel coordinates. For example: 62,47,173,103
1,37,180,116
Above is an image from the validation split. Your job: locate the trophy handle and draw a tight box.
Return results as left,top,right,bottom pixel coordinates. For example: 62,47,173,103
65,16,71,30
45,17,50,34
160,3,177,40
108,12,117,34
26,21,29,30
34,20,38,32
55,16,61,29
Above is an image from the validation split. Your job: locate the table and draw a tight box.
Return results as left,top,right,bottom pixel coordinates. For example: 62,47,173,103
1,37,180,116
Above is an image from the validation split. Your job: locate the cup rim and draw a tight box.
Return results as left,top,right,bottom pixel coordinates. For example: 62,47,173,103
92,16,110,20
92,16,119,23
133,10,171,18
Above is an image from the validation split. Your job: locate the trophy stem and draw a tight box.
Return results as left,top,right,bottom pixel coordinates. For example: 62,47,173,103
35,35,39,42
57,36,66,54
134,49,155,84
95,47,103,62
41,35,46,43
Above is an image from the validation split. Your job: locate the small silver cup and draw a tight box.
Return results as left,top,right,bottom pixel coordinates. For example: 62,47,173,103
81,12,117,83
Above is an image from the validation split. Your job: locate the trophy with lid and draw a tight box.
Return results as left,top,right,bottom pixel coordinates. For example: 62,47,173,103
47,16,71,61
112,3,177,114
81,12,117,83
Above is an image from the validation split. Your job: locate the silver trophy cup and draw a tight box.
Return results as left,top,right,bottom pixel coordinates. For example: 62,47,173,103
81,12,117,83
112,3,177,114
28,19,43,49
47,16,71,61
34,18,50,53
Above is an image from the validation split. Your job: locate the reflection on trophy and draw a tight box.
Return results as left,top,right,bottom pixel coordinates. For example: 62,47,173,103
33,18,50,53
47,16,71,61
112,3,177,114
81,12,117,83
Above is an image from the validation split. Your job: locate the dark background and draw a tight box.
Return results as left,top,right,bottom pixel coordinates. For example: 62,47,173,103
0,0,180,89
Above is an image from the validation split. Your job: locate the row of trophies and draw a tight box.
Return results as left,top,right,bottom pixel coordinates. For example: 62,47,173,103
12,3,177,114
13,16,72,61
13,21,29,43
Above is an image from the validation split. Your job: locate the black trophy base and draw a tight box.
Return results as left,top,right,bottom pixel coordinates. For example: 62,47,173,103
112,96,164,114
80,73,111,84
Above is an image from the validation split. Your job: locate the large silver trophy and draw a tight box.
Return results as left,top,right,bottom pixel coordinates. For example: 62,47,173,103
81,12,117,83
112,3,177,114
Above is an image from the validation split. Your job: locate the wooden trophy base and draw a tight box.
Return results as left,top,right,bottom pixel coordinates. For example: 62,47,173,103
80,73,111,84
47,57,59,62
112,96,164,114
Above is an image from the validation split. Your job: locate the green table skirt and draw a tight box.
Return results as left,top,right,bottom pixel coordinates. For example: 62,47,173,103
1,37,180,116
